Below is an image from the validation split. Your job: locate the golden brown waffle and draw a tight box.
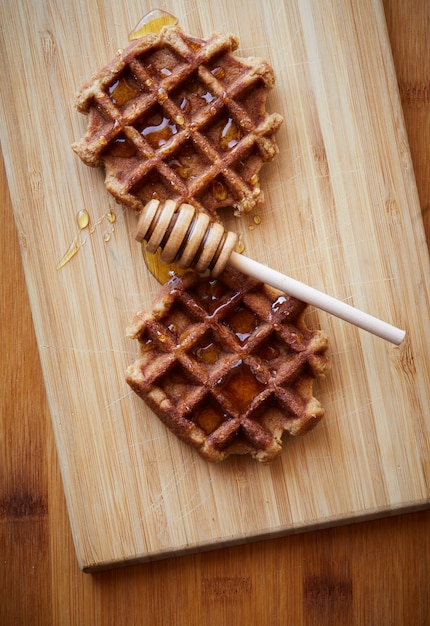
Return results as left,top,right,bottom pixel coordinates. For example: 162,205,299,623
126,267,329,463
72,26,283,218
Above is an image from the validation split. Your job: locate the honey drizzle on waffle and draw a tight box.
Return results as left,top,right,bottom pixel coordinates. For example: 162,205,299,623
72,27,283,218
126,268,330,463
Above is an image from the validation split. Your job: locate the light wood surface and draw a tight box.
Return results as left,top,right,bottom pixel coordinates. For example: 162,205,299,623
1,0,429,572
1,0,430,622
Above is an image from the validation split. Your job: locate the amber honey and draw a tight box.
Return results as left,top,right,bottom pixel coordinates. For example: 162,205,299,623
180,96,191,114
57,209,117,270
258,342,281,362
109,76,141,106
220,117,241,151
76,208,90,229
220,360,265,413
141,245,187,284
212,179,228,202
194,404,225,434
272,295,287,312
201,91,216,104
225,306,259,344
195,339,222,365
168,157,191,179
128,9,178,40
141,116,178,148
194,278,229,314
211,66,225,80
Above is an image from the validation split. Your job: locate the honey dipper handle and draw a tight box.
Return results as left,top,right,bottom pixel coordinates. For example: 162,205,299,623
229,251,405,345
135,200,405,344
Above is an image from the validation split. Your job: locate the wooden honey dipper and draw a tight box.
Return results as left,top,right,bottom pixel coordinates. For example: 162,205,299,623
135,199,406,345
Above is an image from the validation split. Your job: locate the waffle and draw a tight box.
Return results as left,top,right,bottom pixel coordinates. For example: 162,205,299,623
126,267,329,463
72,26,283,218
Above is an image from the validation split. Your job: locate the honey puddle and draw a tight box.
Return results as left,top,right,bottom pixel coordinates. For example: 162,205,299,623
128,9,178,40
219,360,265,414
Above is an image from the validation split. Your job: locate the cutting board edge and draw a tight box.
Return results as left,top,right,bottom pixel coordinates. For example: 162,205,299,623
1,0,430,572
78,499,430,572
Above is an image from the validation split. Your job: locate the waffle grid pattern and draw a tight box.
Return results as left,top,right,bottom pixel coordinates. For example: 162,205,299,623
126,269,329,463
72,26,283,217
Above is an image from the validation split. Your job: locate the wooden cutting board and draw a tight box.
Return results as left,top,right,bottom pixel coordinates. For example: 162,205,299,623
1,0,429,571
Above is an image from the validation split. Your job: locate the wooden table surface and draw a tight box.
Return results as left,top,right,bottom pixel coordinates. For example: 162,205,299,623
1,1,429,623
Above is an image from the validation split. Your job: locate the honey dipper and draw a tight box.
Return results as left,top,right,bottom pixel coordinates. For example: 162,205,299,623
135,199,406,345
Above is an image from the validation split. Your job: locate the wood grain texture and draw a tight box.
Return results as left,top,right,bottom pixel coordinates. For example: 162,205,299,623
0,147,53,625
384,0,430,243
1,0,429,576
1,1,430,623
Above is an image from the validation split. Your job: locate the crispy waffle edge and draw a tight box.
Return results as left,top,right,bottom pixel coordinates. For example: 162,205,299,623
71,25,283,218
125,268,330,464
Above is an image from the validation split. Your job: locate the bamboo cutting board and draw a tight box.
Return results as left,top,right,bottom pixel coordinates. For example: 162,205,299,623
1,0,429,571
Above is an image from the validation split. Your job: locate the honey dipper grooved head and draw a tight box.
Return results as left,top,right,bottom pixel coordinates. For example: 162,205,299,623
135,200,238,276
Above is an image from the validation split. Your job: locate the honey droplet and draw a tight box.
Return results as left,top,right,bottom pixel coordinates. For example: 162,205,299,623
211,66,225,80
76,208,90,230
226,307,259,344
220,117,241,151
272,295,287,312
156,330,167,343
157,87,168,104
141,116,177,148
102,210,117,242
194,405,225,434
141,338,154,352
56,238,81,270
195,340,222,365
180,97,191,114
57,209,118,270
168,158,191,179
109,135,137,158
201,91,215,104
141,244,186,284
212,179,228,201
128,9,178,40
253,214,261,225
259,343,281,362
235,236,245,254
219,361,265,414
57,209,90,269
187,37,205,52
194,278,228,315
109,77,141,106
